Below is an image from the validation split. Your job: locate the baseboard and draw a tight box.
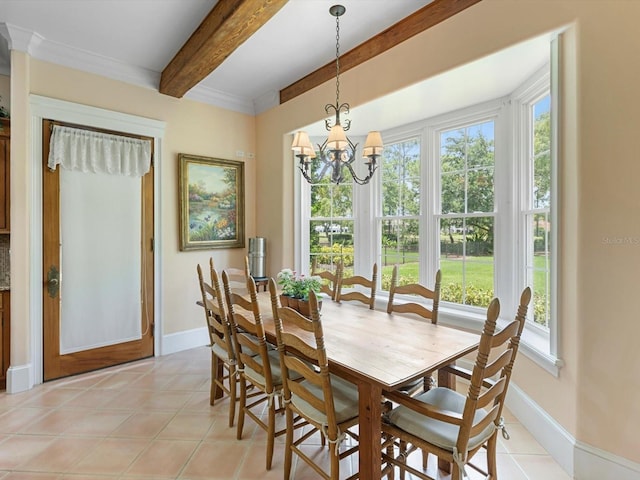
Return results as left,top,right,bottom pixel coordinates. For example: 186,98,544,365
456,358,576,476
159,326,209,356
6,363,33,394
575,441,640,480
505,382,575,476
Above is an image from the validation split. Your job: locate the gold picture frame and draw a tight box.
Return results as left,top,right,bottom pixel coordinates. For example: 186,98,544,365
178,154,245,250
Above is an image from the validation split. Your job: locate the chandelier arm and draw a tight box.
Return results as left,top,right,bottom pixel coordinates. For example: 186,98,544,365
297,154,333,184
342,161,378,186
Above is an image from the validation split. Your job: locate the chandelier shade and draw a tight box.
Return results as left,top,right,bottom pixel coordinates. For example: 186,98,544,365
292,4,383,185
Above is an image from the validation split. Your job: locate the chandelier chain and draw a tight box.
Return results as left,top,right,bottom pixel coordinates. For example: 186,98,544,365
292,4,382,186
335,13,341,107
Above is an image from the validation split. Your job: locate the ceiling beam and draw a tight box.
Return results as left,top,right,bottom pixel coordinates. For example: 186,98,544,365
279,0,482,104
160,0,289,98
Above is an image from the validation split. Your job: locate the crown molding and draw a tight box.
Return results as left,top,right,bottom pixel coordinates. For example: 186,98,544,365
0,22,256,115
184,83,255,115
253,89,279,115
1,23,44,55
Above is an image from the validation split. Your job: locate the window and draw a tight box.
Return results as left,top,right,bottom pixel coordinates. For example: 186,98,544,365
378,137,421,291
308,172,354,275
298,49,558,372
438,121,495,308
524,94,552,329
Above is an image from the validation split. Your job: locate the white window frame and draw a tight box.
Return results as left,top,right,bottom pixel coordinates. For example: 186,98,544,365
374,130,425,288
296,51,563,376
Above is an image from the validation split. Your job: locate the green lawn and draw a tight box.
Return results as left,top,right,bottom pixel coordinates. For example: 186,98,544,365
337,253,548,324
377,256,547,290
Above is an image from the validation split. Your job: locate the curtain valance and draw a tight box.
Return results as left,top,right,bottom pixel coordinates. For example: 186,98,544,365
48,125,151,177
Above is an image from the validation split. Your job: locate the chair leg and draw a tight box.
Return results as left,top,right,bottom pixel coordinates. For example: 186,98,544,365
284,407,294,480
210,353,217,405
487,434,498,479
399,440,408,480
236,376,247,437
228,364,237,427
385,436,395,480
266,400,276,470
452,461,463,480
330,438,340,480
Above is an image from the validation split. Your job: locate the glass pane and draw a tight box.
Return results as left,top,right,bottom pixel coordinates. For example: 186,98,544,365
310,221,325,254
533,95,551,209
440,129,465,173
380,219,419,291
439,216,494,308
467,167,494,212
467,121,494,169
381,219,398,270
527,212,550,328
441,122,495,215
440,218,464,258
310,184,332,218
439,255,463,303
382,138,420,217
441,172,465,214
532,266,550,328
332,184,353,216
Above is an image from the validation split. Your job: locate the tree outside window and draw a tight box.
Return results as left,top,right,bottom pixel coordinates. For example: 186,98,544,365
439,121,495,308
379,138,420,290
309,163,354,275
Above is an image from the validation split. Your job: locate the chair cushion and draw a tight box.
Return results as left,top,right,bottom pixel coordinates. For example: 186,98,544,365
387,387,495,451
244,349,301,387
292,374,359,426
244,349,283,387
211,342,232,361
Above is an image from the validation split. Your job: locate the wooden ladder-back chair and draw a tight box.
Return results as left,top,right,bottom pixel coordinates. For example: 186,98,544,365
224,256,251,294
336,263,378,309
382,287,532,480
387,266,442,395
268,278,361,480
311,257,343,301
196,259,237,427
387,265,442,324
222,269,288,470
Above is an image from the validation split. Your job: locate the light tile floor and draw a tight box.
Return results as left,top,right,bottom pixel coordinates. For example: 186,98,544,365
0,347,572,479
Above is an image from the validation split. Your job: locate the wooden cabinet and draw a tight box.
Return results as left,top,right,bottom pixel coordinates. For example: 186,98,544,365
0,118,8,390
0,118,9,233
0,291,9,390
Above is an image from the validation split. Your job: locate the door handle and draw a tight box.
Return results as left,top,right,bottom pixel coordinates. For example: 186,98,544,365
47,265,60,298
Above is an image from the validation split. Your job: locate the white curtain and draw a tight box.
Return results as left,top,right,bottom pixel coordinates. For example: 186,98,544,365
49,125,150,354
48,125,151,177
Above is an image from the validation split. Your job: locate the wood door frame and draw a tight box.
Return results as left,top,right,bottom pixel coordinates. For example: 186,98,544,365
19,95,166,389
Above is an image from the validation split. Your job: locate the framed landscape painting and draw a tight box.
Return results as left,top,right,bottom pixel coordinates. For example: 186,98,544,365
179,154,245,250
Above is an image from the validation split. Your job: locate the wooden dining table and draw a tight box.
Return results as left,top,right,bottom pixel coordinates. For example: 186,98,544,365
249,292,481,479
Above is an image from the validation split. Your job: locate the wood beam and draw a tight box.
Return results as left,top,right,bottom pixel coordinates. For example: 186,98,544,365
279,0,482,104
160,0,289,98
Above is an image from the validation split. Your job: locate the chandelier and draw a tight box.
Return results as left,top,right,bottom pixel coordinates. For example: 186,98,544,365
291,4,383,185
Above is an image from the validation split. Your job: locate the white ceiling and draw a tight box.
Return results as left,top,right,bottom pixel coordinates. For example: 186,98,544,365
0,0,552,134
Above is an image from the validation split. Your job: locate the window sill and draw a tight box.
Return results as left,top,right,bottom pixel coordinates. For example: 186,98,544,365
375,296,563,377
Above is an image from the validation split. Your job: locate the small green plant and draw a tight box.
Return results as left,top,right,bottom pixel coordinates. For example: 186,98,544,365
276,269,321,300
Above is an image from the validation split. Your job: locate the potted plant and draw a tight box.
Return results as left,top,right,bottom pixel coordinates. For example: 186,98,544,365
276,269,322,315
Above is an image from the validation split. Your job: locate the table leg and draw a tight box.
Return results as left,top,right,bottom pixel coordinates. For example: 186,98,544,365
358,381,382,479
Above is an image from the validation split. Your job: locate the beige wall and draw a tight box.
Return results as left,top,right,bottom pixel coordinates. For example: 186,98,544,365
6,0,640,468
256,0,640,466
8,57,256,367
